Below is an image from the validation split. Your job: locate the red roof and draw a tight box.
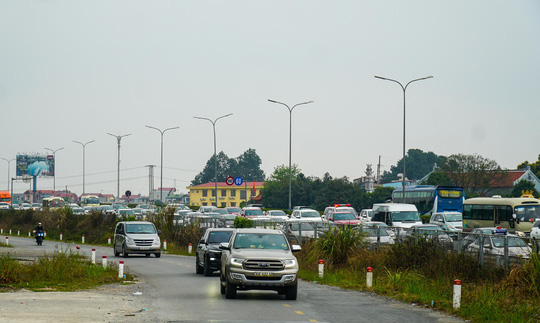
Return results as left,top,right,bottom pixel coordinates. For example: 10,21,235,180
488,170,525,188
189,182,264,188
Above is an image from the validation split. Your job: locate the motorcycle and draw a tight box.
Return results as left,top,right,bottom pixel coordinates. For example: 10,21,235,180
35,231,44,246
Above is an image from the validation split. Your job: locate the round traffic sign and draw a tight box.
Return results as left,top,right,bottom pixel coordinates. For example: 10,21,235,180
234,177,243,186
226,176,234,186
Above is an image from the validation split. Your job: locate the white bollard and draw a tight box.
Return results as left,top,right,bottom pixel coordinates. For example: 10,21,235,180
9,229,12,235
108,237,111,245
118,261,124,278
366,267,373,288
318,259,324,278
1,228,3,234
453,279,462,309
60,233,63,241
5,237,9,246
44,231,46,237
91,249,96,264
102,256,108,268
82,235,85,244
164,240,167,250
188,243,192,254
17,230,20,236
28,231,31,237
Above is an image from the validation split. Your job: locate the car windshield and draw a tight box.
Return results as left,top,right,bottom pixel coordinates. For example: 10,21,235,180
126,223,156,234
337,207,357,215
269,210,286,217
514,205,540,222
301,211,320,218
360,227,389,237
120,209,134,215
334,213,356,220
492,236,528,248
233,233,289,250
392,211,420,221
414,226,443,235
245,209,263,216
208,231,234,243
102,205,113,210
290,222,315,231
445,213,462,222
214,209,228,215
227,207,241,213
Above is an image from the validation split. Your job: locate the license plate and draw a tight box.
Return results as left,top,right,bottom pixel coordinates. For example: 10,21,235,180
254,272,273,277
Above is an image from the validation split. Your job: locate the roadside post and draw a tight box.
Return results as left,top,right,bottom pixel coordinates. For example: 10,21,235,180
102,256,107,268
60,232,63,241
44,231,46,237
119,261,124,278
17,230,20,236
108,237,111,244
318,259,324,278
164,239,167,251
453,279,462,309
91,249,96,264
5,236,9,245
28,231,31,237
366,267,373,288
9,229,12,235
188,243,192,254
82,234,85,244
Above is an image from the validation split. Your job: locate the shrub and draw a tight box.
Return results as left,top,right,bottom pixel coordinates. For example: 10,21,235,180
234,217,253,228
308,225,365,266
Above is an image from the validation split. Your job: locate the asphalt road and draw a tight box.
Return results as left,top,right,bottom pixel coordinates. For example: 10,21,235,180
0,235,463,322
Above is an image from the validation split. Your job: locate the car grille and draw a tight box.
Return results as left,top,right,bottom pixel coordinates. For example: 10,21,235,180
243,259,284,271
134,239,154,246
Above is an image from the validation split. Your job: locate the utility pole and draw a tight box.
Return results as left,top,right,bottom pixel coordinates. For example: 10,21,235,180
107,133,131,201
147,165,155,203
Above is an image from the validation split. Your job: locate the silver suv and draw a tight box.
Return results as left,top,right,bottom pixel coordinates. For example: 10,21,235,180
113,221,161,258
219,228,301,300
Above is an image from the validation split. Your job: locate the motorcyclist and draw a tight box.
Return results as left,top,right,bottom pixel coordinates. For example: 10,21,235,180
34,222,44,244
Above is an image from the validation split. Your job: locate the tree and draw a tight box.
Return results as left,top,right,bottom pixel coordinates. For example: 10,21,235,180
517,154,540,178
191,149,265,186
381,149,443,183
510,180,539,198
425,172,454,186
438,153,508,196
262,165,302,209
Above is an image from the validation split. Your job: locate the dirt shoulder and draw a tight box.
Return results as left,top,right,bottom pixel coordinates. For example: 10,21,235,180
0,245,155,323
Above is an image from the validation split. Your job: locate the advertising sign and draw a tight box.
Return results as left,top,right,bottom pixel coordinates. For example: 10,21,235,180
16,154,55,177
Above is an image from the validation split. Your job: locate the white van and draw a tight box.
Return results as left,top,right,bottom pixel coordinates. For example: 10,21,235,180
359,209,372,222
114,221,161,258
371,203,422,228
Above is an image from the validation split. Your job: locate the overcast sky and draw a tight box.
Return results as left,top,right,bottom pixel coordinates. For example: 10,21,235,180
1,1,539,197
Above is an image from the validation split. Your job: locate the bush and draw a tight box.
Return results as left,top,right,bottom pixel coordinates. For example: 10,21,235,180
308,225,365,266
234,217,253,228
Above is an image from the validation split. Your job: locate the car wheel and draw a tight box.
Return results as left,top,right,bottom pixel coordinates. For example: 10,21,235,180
220,275,226,294
155,252,161,258
285,282,297,300
122,244,129,258
113,246,119,257
203,256,212,277
195,254,203,274
225,276,237,299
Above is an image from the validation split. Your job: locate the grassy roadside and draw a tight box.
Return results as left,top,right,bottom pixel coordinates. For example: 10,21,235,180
0,250,133,292
295,226,540,322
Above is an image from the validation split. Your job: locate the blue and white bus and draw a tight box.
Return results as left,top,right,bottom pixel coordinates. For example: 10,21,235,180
391,185,465,215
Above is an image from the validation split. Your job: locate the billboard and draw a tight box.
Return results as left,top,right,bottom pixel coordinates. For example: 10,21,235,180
16,154,55,177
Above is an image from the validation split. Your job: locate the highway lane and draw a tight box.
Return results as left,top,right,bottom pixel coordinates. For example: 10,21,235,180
1,235,463,322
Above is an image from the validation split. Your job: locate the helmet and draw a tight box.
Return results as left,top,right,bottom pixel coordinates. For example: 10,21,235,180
38,222,42,226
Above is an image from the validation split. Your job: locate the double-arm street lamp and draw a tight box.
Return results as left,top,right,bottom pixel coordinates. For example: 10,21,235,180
1,158,14,191
73,140,95,196
375,75,433,202
146,125,179,203
194,113,233,206
44,147,64,195
107,133,131,201
268,99,314,211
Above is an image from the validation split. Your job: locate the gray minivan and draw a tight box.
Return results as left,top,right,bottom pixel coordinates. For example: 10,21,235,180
114,221,161,258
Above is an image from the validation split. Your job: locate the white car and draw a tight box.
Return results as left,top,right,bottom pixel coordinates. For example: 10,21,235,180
429,212,463,231
531,219,540,240
465,230,532,260
290,209,323,223
265,210,289,221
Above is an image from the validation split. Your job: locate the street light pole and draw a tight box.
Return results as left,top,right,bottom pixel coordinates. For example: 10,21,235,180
1,158,14,191
194,113,233,206
107,133,131,201
268,99,314,211
375,75,433,202
145,125,179,203
44,147,64,196
73,140,95,196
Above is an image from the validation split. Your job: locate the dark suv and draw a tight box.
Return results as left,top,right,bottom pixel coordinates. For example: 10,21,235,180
196,228,235,276
219,228,301,300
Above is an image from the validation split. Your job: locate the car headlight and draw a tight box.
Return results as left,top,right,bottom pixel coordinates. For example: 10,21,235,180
126,236,134,244
153,238,160,246
447,224,456,230
283,259,296,268
231,257,245,267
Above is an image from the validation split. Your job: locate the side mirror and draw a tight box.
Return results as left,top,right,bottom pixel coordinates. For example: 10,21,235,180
157,230,161,235
219,242,230,250
199,238,205,244
512,213,520,224
483,243,491,249
291,245,302,252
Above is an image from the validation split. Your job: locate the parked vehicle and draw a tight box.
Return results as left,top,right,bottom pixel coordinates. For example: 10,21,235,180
323,204,357,220
461,227,498,251
465,228,531,260
240,207,264,219
355,226,395,245
371,203,422,228
430,212,463,231
196,228,235,276
359,209,372,222
0,202,11,210
225,206,241,215
265,210,289,221
531,220,540,240
392,185,465,215
31,203,41,211
199,206,218,214
219,228,301,300
326,212,361,226
291,209,323,223
283,219,318,241
113,221,161,258
400,224,453,244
